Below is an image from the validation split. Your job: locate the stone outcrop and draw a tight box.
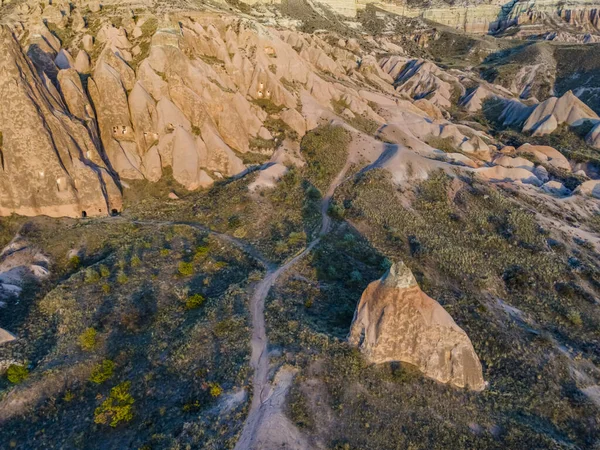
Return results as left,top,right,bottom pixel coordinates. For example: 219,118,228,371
522,91,598,135
0,328,15,345
0,235,50,298
349,261,485,391
0,25,122,218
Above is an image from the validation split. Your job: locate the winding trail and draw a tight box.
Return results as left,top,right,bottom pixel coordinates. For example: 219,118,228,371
100,160,352,449
235,160,351,450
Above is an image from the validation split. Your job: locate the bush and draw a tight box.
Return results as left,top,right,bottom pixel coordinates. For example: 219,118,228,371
185,294,206,310
68,255,81,271
178,262,194,276
79,328,98,351
117,271,129,284
194,246,210,260
6,364,29,384
102,284,111,294
85,268,101,284
99,264,111,278
131,255,141,267
567,310,583,327
208,382,223,397
89,360,116,384
94,381,135,427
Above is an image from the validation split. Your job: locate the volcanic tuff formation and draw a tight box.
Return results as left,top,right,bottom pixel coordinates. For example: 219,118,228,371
349,262,486,391
0,26,122,218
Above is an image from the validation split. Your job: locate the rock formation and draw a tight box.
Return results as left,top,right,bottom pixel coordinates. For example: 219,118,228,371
349,261,485,391
0,235,50,299
0,328,15,345
0,25,122,218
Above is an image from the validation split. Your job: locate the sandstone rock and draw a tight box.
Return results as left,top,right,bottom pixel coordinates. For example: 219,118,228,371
57,68,95,122
88,60,142,179
280,108,306,137
54,49,74,69
585,122,600,149
0,328,15,345
477,166,541,186
493,155,535,171
541,180,570,196
534,165,550,183
74,50,90,73
523,91,598,135
0,26,121,218
515,144,571,172
575,180,600,198
413,98,444,120
461,85,494,113
349,262,485,391
82,35,94,52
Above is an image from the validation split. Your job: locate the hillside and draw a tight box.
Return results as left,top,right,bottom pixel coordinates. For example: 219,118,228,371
1,0,600,449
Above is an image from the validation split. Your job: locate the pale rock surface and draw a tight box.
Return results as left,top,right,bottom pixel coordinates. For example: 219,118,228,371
541,181,570,196
493,155,535,171
576,180,600,199
585,122,600,149
515,144,571,171
82,35,94,52
0,235,50,298
349,262,485,391
534,165,550,183
74,49,90,73
477,166,542,186
280,108,307,137
0,25,122,218
249,163,289,191
522,91,598,135
0,328,15,345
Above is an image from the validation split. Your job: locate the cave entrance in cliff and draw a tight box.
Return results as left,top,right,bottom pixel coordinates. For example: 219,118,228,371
81,211,87,218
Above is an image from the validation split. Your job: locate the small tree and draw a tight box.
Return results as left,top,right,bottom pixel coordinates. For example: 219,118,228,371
79,328,98,351
94,382,135,427
6,364,29,384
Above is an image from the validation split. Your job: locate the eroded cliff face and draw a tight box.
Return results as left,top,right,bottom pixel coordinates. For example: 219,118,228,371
349,262,486,391
0,25,122,218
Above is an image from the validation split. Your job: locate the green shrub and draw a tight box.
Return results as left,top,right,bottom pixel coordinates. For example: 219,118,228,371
79,328,98,351
185,294,206,310
68,255,81,271
85,267,101,284
160,248,170,256
208,382,223,397
567,309,583,327
194,246,210,260
94,381,135,427
6,364,29,384
178,262,194,276
302,125,351,191
99,264,110,278
117,271,129,284
131,255,141,267
89,360,116,384
101,284,111,294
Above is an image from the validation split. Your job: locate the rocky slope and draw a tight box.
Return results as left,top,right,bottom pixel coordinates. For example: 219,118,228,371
1,0,600,448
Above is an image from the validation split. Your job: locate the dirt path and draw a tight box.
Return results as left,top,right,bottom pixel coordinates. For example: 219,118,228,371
102,161,352,449
235,161,351,450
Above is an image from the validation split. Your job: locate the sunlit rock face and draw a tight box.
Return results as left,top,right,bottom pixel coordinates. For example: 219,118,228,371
349,261,486,391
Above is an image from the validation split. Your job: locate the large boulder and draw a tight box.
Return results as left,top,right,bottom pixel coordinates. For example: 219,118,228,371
349,262,485,391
